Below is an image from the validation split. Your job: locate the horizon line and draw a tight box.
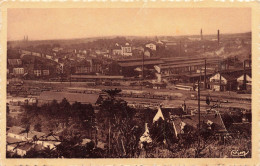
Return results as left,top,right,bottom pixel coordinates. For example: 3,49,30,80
7,31,252,42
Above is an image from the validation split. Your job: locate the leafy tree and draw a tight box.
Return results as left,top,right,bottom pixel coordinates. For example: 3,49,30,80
97,89,139,157
150,118,176,145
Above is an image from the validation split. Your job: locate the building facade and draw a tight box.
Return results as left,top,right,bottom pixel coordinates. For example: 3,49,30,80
145,43,157,51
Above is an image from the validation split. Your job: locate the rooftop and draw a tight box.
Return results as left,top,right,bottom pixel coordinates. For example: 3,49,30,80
173,113,227,135
118,60,164,67
159,61,220,70
71,75,124,79
7,126,25,135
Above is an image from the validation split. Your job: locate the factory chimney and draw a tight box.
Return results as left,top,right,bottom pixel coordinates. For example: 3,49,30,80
217,30,220,46
201,29,203,41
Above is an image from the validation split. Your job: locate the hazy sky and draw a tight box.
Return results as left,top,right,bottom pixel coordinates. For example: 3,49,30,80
8,8,251,41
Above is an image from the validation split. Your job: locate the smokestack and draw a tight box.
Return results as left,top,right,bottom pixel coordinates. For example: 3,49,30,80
204,59,207,89
201,29,203,41
217,30,220,46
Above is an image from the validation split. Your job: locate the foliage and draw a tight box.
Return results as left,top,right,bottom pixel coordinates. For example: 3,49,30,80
96,89,142,157
20,98,95,135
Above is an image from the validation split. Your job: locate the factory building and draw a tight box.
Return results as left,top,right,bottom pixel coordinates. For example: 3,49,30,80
154,57,228,83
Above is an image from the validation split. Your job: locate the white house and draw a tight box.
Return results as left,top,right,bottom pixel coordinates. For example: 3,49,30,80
209,73,228,85
139,123,152,148
237,74,251,84
121,43,132,56
153,107,165,123
7,143,32,156
145,43,157,51
209,72,239,91
42,70,50,76
7,126,60,156
33,70,42,77
46,55,53,60
237,74,252,90
13,68,24,75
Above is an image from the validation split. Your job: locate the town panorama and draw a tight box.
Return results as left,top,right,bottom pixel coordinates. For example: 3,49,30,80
7,31,251,158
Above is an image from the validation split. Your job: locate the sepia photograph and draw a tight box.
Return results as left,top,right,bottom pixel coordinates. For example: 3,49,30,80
6,8,252,158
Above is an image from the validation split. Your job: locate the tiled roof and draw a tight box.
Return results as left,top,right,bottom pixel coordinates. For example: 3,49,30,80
118,60,164,67
7,126,46,139
7,126,25,135
27,130,46,139
70,75,124,79
8,59,22,66
173,113,227,135
117,57,160,63
76,60,91,67
17,143,34,151
7,136,23,144
112,46,122,49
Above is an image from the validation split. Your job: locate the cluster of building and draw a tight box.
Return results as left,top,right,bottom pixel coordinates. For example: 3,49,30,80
139,104,251,148
7,126,60,157
7,35,252,95
7,57,56,79
7,40,159,79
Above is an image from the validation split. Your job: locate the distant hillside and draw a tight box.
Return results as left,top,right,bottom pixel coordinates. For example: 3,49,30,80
8,32,251,48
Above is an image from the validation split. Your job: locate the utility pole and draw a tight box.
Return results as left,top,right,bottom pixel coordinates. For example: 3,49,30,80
219,59,222,92
108,119,111,155
200,69,202,83
142,51,144,80
217,29,220,47
243,60,247,90
70,64,72,87
141,51,144,90
197,79,201,157
218,29,221,91
204,59,207,89
179,40,181,57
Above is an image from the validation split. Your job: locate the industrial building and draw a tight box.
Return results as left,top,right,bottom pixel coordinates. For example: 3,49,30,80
154,56,228,83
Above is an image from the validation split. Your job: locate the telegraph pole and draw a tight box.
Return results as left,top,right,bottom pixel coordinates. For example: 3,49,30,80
243,60,247,90
197,79,201,157
204,59,207,89
108,119,111,155
219,59,222,91
198,80,201,131
70,64,72,87
142,51,144,80
218,30,221,91
141,51,144,90
179,40,181,57
217,29,220,47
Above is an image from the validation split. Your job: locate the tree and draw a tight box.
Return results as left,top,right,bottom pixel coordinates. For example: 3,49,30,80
97,89,139,157
150,118,176,145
